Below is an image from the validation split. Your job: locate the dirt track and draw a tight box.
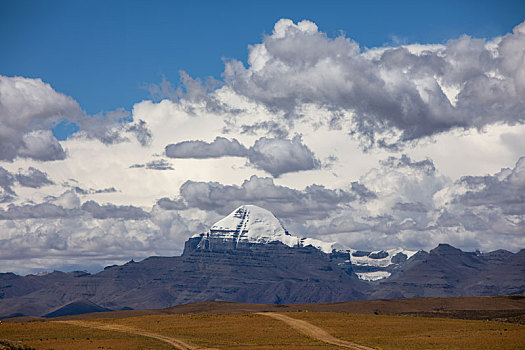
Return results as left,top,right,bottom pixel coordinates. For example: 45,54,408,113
59,313,375,349
56,320,217,350
257,312,375,350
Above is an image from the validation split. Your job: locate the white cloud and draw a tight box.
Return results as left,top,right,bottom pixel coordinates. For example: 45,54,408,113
0,75,154,162
165,135,321,177
0,192,207,274
0,76,81,161
248,136,320,177
1,19,524,274
222,19,525,149
300,155,525,253
166,137,248,159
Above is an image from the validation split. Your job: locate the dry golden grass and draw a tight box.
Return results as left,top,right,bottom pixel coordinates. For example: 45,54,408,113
1,311,524,349
291,312,525,350
0,320,172,350
87,313,337,349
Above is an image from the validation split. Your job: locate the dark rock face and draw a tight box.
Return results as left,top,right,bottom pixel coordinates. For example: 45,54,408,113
372,244,525,299
0,241,368,318
0,241,523,318
43,299,111,318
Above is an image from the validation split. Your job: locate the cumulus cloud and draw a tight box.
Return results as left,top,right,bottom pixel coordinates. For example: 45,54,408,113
0,76,80,161
74,108,153,147
392,201,428,213
350,181,377,203
239,120,290,138
0,167,16,202
59,180,118,196
303,155,450,244
301,154,525,252
15,167,54,188
361,154,449,214
18,129,67,161
221,19,525,149
130,159,174,170
1,155,523,274
148,73,236,115
0,202,74,220
0,76,154,163
165,135,320,177
48,190,81,209
0,166,53,201
156,197,187,210
435,156,525,225
379,154,436,175
248,136,320,177
452,157,525,215
0,192,205,274
127,119,153,147
165,136,248,159
0,167,15,195
2,20,524,274
72,186,118,195
179,174,370,219
80,201,149,220
0,192,147,221
173,154,524,252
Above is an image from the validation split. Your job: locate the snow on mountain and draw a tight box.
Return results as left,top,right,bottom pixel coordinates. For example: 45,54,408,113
196,205,418,281
301,237,345,254
349,248,418,268
355,271,392,281
347,248,419,281
208,205,298,246
199,205,343,253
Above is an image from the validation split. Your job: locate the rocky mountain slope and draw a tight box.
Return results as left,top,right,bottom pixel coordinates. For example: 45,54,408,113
0,205,523,318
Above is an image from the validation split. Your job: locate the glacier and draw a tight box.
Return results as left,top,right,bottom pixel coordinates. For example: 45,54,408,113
193,205,418,281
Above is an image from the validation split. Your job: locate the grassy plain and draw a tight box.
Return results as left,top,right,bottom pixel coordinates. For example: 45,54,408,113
0,319,171,349
1,311,524,349
292,312,525,350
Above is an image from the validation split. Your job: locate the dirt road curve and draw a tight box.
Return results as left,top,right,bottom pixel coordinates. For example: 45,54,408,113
257,312,376,350
56,320,216,350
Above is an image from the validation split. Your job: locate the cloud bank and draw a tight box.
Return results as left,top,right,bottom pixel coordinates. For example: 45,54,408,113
165,135,320,177
177,174,369,219
0,76,80,161
222,19,525,149
15,167,54,188
0,155,523,275
0,75,154,164
165,137,248,159
0,166,54,202
1,18,524,274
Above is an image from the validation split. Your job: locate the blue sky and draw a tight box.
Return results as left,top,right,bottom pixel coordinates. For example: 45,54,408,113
1,1,525,274
2,0,524,117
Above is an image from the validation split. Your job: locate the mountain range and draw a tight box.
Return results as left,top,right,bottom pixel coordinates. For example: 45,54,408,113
1,205,523,318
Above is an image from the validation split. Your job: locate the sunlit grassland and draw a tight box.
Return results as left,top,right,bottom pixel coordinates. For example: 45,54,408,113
84,313,335,349
0,320,171,350
0,312,523,349
291,312,525,349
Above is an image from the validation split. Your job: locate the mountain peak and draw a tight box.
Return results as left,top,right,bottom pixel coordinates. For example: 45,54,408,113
190,205,340,253
431,243,464,255
208,205,296,246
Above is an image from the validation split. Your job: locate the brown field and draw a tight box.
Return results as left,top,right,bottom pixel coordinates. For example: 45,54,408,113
291,312,525,350
1,296,524,349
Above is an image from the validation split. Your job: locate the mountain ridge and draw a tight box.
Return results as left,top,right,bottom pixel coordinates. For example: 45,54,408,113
0,205,523,318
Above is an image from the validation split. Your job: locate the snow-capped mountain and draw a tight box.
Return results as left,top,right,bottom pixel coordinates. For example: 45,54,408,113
191,205,342,253
196,204,298,248
189,205,417,281
1,204,523,318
